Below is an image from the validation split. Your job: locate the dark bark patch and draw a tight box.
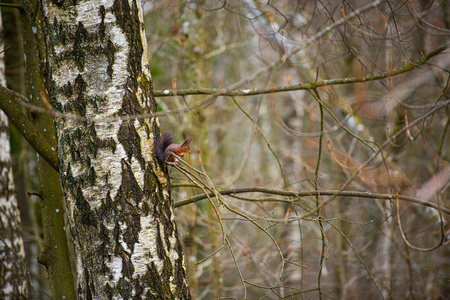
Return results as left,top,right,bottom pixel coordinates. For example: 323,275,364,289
75,73,87,93
175,237,191,299
98,223,110,245
86,123,117,158
50,79,63,112
117,158,144,204
105,283,114,299
73,21,88,70
87,166,97,186
113,159,143,251
163,227,172,253
112,0,143,80
143,262,165,297
122,212,140,253
69,129,83,161
117,277,132,299
64,166,99,230
120,251,134,279
105,39,117,78
63,163,77,197
120,81,143,116
161,257,173,282
118,121,144,167
99,6,106,41
54,16,69,45
155,223,166,260
96,242,112,276
99,191,114,223
151,200,174,252
133,276,144,298
87,95,108,114
140,74,155,110
83,267,94,300
163,202,174,237
113,220,121,249
73,74,87,116
61,80,73,98
74,186,97,228
68,124,116,166
140,201,150,217
143,162,157,200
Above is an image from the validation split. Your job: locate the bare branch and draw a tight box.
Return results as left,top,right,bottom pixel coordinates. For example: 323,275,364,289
0,85,59,171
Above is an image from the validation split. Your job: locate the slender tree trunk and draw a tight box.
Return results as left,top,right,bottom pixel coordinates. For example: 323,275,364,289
41,0,190,298
19,1,77,299
0,11,28,299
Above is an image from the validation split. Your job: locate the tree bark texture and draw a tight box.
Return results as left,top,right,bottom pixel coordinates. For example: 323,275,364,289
41,0,190,298
0,11,28,299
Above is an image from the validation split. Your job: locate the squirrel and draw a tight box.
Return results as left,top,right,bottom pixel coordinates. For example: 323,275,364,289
154,132,192,164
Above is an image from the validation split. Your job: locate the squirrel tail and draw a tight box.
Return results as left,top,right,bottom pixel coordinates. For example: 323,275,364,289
154,132,173,162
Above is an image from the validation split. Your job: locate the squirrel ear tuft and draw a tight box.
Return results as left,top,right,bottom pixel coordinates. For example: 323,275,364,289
183,138,193,145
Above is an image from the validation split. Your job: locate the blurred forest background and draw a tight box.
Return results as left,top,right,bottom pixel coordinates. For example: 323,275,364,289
2,0,450,299
143,0,449,299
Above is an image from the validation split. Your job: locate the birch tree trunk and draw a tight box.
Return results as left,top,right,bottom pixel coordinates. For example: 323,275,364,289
0,11,28,299
0,108,28,300
41,0,190,298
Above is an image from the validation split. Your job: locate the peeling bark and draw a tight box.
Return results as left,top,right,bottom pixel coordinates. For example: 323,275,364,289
41,1,190,298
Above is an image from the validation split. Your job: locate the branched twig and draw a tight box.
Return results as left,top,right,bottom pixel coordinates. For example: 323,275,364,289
171,158,288,297
327,221,385,298
301,99,450,218
231,96,289,188
395,193,445,251
170,159,247,296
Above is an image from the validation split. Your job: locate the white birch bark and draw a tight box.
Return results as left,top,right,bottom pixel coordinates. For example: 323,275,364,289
42,1,190,298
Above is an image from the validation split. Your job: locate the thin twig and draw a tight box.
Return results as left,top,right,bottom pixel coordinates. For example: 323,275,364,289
154,44,447,97
174,187,450,215
395,193,444,251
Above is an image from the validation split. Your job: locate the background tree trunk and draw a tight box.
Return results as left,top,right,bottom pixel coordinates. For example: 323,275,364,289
0,11,28,299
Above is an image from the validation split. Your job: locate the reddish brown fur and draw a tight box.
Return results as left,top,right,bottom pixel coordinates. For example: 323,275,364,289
154,132,192,163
